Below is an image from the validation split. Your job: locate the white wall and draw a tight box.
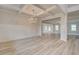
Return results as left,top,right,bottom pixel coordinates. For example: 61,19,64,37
0,10,41,42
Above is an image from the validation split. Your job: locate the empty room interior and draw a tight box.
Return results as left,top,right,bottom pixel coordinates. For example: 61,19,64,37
0,4,79,55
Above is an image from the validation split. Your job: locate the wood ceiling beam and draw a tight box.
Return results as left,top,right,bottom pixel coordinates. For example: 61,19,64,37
41,13,63,21
37,5,57,16
20,4,60,19
33,4,45,10
19,4,33,16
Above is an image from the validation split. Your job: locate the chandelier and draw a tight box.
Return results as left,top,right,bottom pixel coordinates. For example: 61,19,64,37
29,8,38,24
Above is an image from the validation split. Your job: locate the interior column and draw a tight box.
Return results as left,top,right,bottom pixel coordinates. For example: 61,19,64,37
60,14,67,42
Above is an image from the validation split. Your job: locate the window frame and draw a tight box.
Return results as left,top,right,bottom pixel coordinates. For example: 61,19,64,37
71,24,77,31
55,25,59,31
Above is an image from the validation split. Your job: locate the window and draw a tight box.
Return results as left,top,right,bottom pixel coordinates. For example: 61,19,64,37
48,26,51,31
55,25,59,31
43,24,53,33
44,25,48,31
71,24,76,31
43,24,51,32
51,25,53,32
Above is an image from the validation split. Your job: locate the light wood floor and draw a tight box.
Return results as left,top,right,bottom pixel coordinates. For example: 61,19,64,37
0,34,79,55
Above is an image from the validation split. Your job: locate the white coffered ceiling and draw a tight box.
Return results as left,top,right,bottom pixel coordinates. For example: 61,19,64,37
0,4,79,21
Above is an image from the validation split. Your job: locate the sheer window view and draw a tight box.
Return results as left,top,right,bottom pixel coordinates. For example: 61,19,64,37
55,25,59,31
71,24,76,31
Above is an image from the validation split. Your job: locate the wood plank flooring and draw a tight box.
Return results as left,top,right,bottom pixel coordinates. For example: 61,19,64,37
0,34,79,55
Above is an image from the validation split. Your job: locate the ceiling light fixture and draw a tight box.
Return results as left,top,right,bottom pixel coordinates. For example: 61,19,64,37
29,8,38,24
